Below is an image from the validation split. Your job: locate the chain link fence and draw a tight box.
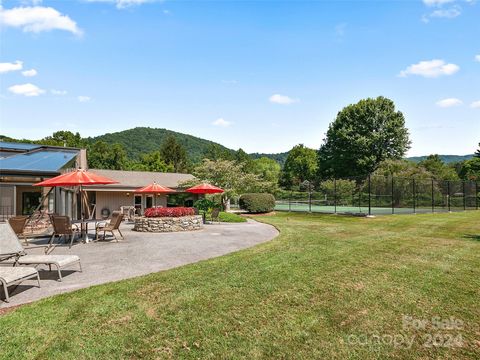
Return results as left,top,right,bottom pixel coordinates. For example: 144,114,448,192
275,176,479,216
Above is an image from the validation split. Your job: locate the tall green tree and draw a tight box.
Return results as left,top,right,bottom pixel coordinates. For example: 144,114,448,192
42,131,85,148
419,155,459,180
458,158,480,181
235,148,254,172
203,143,235,161
281,144,318,188
129,151,174,172
318,96,410,179
251,157,281,184
474,143,480,158
87,141,128,170
159,135,188,172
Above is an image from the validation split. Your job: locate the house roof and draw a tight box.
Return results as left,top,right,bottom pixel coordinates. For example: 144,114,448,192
87,169,195,190
0,141,41,152
0,148,79,174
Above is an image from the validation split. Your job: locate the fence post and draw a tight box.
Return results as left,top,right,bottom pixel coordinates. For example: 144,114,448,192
334,178,337,214
391,177,395,214
463,181,466,211
368,175,371,216
289,190,292,212
476,182,479,210
447,181,451,212
308,184,312,213
412,178,416,214
431,179,435,213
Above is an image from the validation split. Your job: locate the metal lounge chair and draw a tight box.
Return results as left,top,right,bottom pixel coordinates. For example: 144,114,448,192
0,267,40,303
0,223,82,282
8,216,29,246
95,211,124,241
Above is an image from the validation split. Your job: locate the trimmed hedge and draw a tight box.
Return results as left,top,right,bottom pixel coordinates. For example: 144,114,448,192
144,207,195,218
239,193,276,213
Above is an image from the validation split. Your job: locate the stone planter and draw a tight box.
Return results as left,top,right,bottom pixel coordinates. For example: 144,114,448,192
133,215,203,232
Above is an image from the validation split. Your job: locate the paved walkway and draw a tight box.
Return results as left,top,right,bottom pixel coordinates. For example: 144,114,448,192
1,220,278,308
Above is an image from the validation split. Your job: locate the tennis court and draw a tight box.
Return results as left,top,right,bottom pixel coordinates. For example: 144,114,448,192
275,200,464,216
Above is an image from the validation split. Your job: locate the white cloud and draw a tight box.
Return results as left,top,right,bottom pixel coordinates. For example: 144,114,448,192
269,94,299,105
475,54,480,62
429,6,461,18
0,6,83,35
21,68,37,77
212,118,232,127
51,89,67,95
0,60,23,73
77,95,91,102
423,0,455,6
8,83,45,96
398,59,459,78
436,98,463,107
85,0,155,9
470,100,480,108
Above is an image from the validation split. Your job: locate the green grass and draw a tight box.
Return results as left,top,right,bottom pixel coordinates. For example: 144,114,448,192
1,212,479,359
218,211,247,223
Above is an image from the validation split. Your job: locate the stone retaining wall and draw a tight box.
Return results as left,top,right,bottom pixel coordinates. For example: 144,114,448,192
133,215,203,232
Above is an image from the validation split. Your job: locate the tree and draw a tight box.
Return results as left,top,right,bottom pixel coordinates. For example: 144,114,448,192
159,135,188,172
203,143,234,161
87,141,128,170
458,158,480,181
318,96,410,179
189,159,272,209
251,157,281,184
42,131,85,148
281,144,318,188
373,159,434,179
235,148,254,172
475,143,480,158
130,151,174,172
419,155,459,180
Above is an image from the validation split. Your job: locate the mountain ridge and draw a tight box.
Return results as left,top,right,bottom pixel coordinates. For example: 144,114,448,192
1,127,474,165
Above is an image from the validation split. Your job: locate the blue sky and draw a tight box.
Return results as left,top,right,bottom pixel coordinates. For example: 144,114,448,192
0,0,479,156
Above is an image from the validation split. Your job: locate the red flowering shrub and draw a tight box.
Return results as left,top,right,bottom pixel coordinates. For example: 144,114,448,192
144,207,195,218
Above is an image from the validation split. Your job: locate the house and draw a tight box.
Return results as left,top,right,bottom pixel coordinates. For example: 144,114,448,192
0,141,198,221
85,169,197,218
0,141,84,220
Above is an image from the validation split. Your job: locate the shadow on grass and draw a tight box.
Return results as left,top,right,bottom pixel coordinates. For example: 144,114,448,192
463,234,480,242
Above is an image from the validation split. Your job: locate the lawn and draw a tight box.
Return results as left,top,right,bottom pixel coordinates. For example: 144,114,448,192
1,212,479,359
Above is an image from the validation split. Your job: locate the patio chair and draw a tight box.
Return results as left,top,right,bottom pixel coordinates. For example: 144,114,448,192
95,211,124,242
50,215,80,251
210,208,220,223
0,266,40,303
8,216,29,246
0,223,82,282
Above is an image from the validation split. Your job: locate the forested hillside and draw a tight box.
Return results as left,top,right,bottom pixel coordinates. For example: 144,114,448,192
86,127,235,162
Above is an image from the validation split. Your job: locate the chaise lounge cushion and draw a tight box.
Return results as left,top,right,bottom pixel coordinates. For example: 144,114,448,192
17,255,80,268
0,267,38,285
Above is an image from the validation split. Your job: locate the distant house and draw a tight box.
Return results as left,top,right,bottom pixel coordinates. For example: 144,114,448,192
0,141,83,219
85,169,197,218
0,141,197,221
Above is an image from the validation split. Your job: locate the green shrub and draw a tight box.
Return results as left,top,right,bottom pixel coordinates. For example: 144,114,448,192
239,193,276,213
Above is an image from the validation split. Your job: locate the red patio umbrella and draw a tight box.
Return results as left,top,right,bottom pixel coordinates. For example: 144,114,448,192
135,182,174,207
34,169,118,187
135,182,174,194
34,169,118,220
185,183,224,194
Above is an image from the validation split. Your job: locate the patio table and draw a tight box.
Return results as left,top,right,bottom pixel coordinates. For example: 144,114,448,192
72,219,100,243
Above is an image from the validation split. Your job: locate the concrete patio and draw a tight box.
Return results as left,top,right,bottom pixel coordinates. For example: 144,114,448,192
0,219,278,308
